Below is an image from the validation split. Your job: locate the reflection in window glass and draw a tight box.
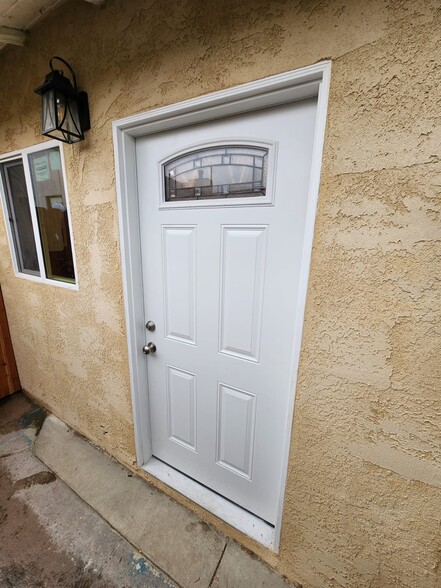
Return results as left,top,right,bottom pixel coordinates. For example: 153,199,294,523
0,160,39,275
28,148,75,283
164,145,268,201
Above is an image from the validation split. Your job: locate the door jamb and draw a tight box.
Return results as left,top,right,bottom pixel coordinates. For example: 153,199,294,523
112,61,331,550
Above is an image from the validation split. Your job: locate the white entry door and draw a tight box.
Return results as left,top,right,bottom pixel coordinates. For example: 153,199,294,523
135,98,317,525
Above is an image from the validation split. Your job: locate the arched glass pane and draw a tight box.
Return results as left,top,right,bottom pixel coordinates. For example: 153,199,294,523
164,145,268,201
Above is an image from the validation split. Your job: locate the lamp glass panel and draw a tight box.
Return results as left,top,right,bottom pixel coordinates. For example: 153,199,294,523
64,97,82,139
45,128,69,142
55,90,67,127
42,89,56,133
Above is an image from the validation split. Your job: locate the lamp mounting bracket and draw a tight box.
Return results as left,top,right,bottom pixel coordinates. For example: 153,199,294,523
49,56,78,91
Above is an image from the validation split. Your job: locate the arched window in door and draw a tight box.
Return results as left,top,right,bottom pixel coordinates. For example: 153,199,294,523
164,145,269,202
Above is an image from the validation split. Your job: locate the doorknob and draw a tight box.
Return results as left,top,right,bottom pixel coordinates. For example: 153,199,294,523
142,342,157,355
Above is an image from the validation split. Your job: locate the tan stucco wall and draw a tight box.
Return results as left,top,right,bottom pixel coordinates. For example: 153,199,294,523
0,1,440,586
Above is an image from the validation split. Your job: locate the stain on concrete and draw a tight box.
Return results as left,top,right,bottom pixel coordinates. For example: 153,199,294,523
14,470,57,491
130,553,152,576
0,393,37,435
18,407,46,432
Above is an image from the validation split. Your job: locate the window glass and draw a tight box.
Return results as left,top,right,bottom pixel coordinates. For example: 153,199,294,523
164,145,268,201
1,160,39,275
28,148,75,283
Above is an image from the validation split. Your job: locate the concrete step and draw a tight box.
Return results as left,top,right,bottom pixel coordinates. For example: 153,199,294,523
35,414,300,588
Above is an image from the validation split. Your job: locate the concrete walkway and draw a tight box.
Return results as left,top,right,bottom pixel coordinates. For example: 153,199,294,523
1,393,299,588
0,393,176,587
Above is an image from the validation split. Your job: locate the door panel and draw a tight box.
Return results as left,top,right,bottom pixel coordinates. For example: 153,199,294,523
136,98,317,523
166,365,197,451
162,226,197,345
216,382,257,479
219,225,267,362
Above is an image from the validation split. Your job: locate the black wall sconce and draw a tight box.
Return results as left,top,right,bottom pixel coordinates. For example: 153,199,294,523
34,56,90,144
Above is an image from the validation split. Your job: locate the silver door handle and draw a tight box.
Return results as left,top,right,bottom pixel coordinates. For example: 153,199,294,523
142,342,157,355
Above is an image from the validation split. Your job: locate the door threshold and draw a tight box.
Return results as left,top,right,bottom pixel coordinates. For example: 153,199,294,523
143,457,276,549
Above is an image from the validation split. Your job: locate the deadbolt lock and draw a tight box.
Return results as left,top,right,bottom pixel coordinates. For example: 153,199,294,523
146,321,156,332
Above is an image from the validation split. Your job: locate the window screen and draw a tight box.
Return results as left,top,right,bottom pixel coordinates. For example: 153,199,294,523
1,160,39,275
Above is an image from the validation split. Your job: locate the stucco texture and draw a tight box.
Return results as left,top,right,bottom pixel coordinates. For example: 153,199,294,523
0,1,440,587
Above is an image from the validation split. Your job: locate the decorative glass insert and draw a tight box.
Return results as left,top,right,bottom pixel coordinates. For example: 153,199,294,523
164,145,268,202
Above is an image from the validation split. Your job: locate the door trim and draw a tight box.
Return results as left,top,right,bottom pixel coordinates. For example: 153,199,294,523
112,61,331,550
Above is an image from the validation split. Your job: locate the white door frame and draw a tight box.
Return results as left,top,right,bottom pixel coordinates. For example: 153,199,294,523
112,61,331,550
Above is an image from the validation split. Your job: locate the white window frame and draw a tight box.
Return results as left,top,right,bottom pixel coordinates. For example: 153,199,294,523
0,139,78,291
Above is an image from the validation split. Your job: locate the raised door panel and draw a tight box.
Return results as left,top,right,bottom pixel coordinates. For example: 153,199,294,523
166,365,197,451
216,382,257,479
219,226,267,362
162,226,197,345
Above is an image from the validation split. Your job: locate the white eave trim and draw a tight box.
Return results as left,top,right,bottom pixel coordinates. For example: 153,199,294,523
0,26,28,46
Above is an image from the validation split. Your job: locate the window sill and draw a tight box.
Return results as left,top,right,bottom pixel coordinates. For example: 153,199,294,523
12,270,79,291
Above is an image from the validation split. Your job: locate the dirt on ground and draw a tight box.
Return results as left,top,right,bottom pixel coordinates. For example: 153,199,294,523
0,393,112,588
